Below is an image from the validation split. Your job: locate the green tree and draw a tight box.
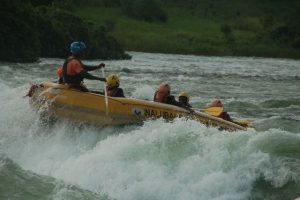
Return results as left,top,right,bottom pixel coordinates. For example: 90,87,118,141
0,0,40,62
121,0,168,22
0,0,130,62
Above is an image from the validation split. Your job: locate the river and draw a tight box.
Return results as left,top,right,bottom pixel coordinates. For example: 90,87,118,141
0,52,300,200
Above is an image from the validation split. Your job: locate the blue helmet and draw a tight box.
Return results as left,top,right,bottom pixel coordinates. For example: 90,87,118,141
70,41,87,55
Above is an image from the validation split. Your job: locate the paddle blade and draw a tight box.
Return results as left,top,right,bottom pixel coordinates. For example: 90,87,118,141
202,107,224,116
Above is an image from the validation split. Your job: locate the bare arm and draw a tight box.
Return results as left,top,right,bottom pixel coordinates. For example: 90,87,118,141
80,71,106,81
83,63,105,71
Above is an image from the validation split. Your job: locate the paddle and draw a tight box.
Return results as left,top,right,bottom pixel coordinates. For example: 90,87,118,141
232,118,253,128
201,107,224,117
101,67,109,115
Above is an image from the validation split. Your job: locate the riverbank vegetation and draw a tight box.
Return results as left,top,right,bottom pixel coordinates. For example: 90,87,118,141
0,0,130,62
74,0,300,59
1,0,299,62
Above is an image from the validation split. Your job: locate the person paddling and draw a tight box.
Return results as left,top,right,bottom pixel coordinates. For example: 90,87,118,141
208,99,232,121
153,83,180,106
178,92,192,108
62,41,106,92
106,74,125,97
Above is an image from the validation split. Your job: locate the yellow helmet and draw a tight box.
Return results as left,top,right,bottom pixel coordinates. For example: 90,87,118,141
106,74,119,88
179,92,189,100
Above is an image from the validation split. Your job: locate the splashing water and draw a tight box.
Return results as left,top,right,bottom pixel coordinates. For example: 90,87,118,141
1,52,300,200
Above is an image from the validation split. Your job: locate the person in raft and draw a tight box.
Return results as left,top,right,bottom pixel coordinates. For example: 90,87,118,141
106,74,125,97
62,41,106,92
178,92,192,108
153,83,180,106
209,99,232,121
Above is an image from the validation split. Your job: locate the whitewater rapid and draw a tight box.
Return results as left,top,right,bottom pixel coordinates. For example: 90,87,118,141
1,52,300,200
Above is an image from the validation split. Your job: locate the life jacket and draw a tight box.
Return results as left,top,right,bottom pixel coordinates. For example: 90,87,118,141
62,57,84,85
165,95,180,106
219,111,232,121
180,102,191,108
154,91,180,106
154,91,168,103
106,87,124,97
107,88,116,97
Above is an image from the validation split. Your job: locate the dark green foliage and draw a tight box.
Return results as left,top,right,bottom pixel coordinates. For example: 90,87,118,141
264,2,300,50
0,0,40,62
73,0,121,7
88,28,131,59
270,25,300,50
37,5,130,60
221,24,232,36
74,0,300,58
121,0,167,22
30,0,53,6
3,0,300,62
284,4,300,49
220,24,235,43
0,0,130,62
46,7,130,59
104,19,116,32
260,15,275,29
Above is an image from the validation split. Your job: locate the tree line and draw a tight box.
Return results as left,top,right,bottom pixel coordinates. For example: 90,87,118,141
73,0,300,56
1,0,299,62
0,0,130,63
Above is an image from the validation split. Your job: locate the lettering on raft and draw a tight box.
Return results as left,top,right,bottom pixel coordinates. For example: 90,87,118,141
144,108,183,119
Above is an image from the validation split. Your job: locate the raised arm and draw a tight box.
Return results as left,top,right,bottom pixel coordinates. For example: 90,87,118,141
83,63,105,71
80,71,106,82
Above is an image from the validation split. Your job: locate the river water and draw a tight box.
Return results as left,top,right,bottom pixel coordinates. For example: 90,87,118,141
0,52,300,200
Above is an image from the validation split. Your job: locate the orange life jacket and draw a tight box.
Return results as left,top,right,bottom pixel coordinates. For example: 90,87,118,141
62,57,84,85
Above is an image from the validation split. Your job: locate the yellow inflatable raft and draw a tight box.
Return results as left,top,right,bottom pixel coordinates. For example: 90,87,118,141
29,82,250,131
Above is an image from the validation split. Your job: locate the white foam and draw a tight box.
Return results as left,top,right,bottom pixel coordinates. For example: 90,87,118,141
0,80,299,199
2,107,294,200
131,85,156,100
1,53,300,199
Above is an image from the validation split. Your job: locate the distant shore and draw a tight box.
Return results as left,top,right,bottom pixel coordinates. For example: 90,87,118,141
75,3,300,59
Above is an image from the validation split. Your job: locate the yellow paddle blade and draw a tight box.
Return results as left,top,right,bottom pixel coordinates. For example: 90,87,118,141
202,107,224,117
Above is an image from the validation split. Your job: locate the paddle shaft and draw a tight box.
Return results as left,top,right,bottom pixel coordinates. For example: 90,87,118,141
102,68,109,115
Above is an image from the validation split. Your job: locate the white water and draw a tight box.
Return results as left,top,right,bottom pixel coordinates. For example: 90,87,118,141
1,52,300,199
